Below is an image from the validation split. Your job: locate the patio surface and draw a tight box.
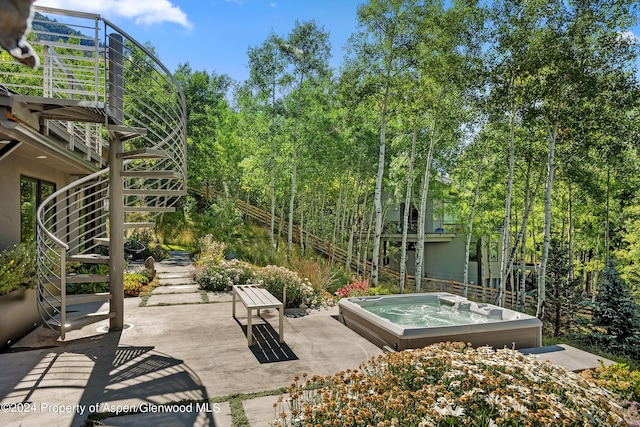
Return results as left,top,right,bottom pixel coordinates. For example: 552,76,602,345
0,252,614,426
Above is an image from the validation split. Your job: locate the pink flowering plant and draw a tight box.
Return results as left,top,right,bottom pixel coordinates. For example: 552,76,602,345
335,277,390,298
273,341,638,426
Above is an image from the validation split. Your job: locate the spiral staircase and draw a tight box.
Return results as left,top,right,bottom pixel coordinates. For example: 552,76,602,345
0,7,187,339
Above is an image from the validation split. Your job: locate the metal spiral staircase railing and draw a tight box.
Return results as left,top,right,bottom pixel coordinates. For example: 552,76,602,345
1,7,187,339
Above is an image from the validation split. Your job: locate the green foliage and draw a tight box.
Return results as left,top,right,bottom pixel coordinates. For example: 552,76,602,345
582,363,640,404
0,242,37,295
156,206,194,248
252,265,306,307
67,264,110,294
287,257,340,292
66,282,109,295
615,203,640,295
229,225,302,268
334,276,391,298
251,265,330,308
590,261,640,357
543,238,581,337
193,260,254,292
192,196,244,243
123,272,152,297
193,234,227,267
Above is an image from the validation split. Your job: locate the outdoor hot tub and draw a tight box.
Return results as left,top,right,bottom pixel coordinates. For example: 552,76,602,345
338,292,542,351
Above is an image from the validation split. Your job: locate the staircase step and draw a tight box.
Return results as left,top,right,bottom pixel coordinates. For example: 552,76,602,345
117,148,168,160
94,237,110,246
107,124,147,141
123,206,175,213
124,222,156,229
66,274,110,283
123,189,187,196
46,273,109,285
46,311,115,332
122,170,182,179
67,254,110,264
55,293,111,306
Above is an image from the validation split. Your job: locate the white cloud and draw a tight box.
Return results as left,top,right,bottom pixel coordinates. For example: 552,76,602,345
34,0,192,30
619,30,640,45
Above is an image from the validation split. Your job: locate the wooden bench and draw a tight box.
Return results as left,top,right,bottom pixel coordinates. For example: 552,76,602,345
232,284,284,346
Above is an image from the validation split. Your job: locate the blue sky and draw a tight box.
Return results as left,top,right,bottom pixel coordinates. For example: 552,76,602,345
35,0,362,82
33,0,640,83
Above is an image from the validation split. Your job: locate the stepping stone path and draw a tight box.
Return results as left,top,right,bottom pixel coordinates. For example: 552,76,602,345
145,251,204,305
145,251,234,306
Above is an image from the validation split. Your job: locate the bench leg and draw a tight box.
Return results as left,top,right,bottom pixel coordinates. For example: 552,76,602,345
232,288,236,318
278,305,284,343
247,308,253,346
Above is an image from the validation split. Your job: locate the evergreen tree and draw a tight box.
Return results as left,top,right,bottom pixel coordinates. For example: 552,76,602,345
592,260,640,355
544,238,580,337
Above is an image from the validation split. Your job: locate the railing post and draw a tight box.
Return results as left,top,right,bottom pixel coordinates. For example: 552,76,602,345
108,33,125,332
60,247,67,340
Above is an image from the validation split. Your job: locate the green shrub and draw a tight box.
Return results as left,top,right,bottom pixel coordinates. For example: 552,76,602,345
67,264,109,294
66,282,110,294
192,195,243,242
582,363,640,403
156,202,194,247
0,242,36,295
124,272,151,297
252,265,317,308
252,265,301,307
193,260,254,292
288,257,340,292
193,234,226,267
335,277,391,298
590,261,640,357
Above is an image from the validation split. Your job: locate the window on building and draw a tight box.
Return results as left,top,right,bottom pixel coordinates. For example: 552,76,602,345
20,176,55,242
442,202,457,225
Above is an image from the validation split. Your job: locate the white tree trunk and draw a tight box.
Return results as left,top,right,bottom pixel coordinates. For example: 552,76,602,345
400,129,417,294
463,139,488,297
346,179,361,272
537,117,559,317
287,73,304,262
497,102,516,306
415,86,443,292
372,84,390,287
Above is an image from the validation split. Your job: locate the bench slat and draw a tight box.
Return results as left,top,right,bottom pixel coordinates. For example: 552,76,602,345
236,285,282,308
232,284,284,346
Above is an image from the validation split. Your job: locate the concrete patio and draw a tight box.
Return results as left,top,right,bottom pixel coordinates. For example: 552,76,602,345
0,252,614,427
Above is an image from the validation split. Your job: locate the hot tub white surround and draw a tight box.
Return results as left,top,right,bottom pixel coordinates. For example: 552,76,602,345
338,292,542,351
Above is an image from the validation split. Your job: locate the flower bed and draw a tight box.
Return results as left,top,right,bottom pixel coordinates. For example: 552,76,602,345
273,341,636,426
193,259,255,292
192,234,336,308
335,276,391,298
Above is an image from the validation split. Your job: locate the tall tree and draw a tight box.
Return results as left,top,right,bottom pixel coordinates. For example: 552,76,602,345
343,0,417,286
246,33,287,263
278,20,331,262
413,0,486,291
490,0,639,316
174,64,238,192
591,261,640,356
